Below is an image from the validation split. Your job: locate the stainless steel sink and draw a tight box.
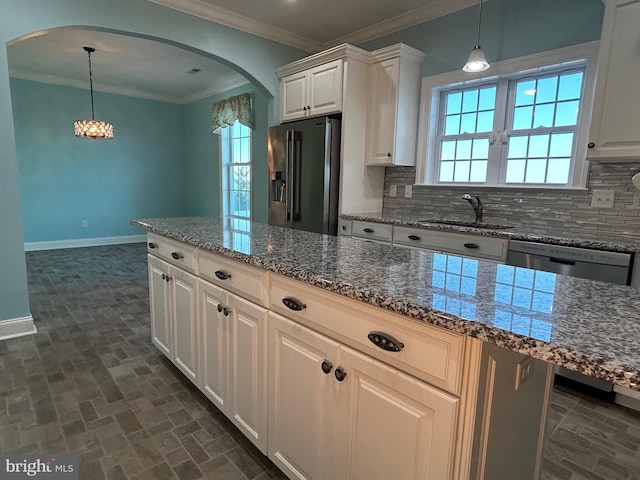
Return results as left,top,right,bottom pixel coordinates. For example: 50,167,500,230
417,219,514,229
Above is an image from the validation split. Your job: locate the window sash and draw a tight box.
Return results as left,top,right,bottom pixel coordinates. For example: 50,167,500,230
221,121,251,221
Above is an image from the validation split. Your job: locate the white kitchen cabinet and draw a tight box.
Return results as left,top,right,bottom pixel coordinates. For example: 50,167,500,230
280,59,343,122
351,220,393,243
587,0,640,161
148,254,199,383
366,44,426,166
198,251,269,454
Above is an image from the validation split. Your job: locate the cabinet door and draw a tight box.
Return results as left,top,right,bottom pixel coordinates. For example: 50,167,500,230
268,312,340,480
588,0,640,161
366,58,399,166
148,255,171,358
172,267,199,383
199,280,229,412
228,293,269,454
281,71,309,122
336,347,459,480
308,59,343,117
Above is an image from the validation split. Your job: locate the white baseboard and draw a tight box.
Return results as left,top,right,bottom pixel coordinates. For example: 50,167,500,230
0,315,37,341
24,234,147,252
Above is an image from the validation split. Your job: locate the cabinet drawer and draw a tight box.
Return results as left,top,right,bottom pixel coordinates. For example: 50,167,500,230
351,221,392,243
393,226,508,262
338,219,352,236
147,233,197,273
199,251,269,307
270,274,464,395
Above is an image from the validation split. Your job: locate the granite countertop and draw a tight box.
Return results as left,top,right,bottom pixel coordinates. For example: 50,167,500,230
132,216,640,391
341,212,640,253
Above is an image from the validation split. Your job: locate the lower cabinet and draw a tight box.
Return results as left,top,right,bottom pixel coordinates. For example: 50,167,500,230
148,254,198,383
199,279,269,454
268,312,459,480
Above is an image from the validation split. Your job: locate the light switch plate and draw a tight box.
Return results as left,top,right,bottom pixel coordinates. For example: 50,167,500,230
404,185,413,198
591,190,615,208
389,184,397,198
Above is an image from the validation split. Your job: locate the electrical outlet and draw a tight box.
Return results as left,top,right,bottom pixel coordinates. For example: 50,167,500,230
389,184,397,198
590,190,615,208
82,220,88,228
404,184,413,198
515,357,534,391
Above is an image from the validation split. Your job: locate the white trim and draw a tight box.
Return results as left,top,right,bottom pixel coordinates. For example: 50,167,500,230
0,315,37,341
415,41,600,188
147,0,481,53
182,78,250,104
24,234,147,252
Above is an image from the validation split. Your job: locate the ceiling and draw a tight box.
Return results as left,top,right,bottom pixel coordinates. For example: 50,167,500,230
7,0,477,104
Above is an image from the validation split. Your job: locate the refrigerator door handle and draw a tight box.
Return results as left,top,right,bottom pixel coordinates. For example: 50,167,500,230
291,131,301,221
285,130,293,222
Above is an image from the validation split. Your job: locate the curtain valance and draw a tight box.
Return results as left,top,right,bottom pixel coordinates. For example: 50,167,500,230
212,93,254,134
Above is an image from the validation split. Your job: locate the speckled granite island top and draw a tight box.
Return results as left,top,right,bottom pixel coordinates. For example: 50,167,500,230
132,216,640,391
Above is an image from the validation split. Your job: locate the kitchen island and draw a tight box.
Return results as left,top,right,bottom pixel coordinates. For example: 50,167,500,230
132,216,640,480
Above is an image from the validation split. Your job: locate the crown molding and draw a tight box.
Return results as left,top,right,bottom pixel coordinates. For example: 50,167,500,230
10,69,246,105
275,44,372,78
147,0,323,52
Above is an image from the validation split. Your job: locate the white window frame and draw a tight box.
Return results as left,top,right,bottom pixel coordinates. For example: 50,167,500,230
415,41,599,189
220,121,252,230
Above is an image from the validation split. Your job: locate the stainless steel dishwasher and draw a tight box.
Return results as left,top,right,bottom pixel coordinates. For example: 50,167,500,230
506,240,634,394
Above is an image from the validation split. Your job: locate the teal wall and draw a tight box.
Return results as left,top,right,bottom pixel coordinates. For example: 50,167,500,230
0,0,306,323
12,78,188,242
360,0,604,77
184,84,270,224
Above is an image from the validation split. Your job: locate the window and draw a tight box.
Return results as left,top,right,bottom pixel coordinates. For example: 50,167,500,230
221,121,251,232
417,43,598,188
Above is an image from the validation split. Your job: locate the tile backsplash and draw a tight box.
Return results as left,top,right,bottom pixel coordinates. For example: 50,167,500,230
383,162,640,241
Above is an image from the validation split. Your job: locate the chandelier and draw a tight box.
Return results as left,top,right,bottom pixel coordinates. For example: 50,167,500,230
74,46,113,140
463,0,490,73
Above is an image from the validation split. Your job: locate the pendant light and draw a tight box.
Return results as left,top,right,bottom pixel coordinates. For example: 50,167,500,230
74,46,114,140
463,0,490,73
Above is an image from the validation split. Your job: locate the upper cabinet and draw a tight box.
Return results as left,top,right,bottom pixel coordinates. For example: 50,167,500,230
366,44,426,167
280,59,343,122
587,0,640,162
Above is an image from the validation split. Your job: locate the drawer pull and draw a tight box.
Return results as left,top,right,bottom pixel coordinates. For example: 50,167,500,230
215,270,232,280
223,307,231,317
321,360,333,374
363,228,374,233
282,296,306,311
217,304,223,313
148,242,157,249
171,252,184,260
463,243,479,249
161,273,171,282
367,331,405,352
408,235,421,241
334,367,347,382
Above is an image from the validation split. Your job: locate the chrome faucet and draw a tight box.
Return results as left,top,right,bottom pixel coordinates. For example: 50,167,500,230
462,194,483,223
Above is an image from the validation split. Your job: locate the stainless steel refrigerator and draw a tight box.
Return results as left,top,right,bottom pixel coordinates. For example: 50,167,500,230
268,116,341,235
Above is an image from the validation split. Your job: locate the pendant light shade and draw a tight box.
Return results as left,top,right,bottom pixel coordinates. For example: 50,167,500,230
74,46,113,140
463,0,490,73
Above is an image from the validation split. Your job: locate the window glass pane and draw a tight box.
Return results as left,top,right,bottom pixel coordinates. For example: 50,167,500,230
478,87,496,110
528,134,550,158
462,89,479,113
471,138,489,159
555,100,579,126
546,158,570,183
476,111,494,133
515,80,536,106
513,106,533,129
506,159,526,183
470,161,487,182
508,136,528,158
525,159,546,183
240,138,250,162
233,138,242,161
460,113,477,134
533,103,555,128
549,133,573,157
535,76,558,104
441,141,456,160
446,91,462,114
439,162,454,182
558,72,583,101
457,139,472,159
445,115,460,135
454,161,470,182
